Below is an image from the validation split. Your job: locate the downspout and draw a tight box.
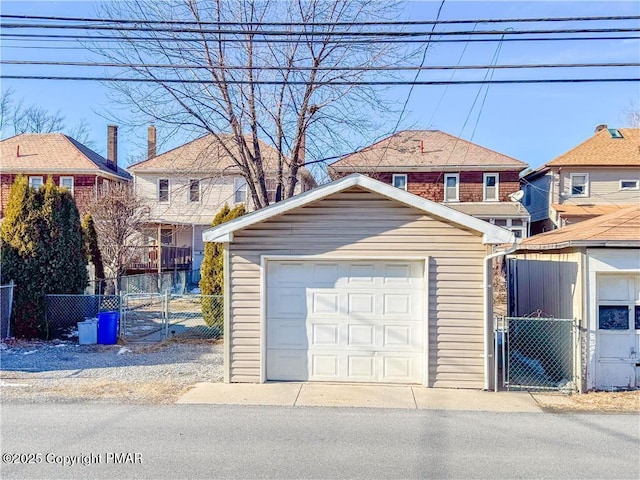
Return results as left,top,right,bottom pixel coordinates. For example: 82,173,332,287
484,243,518,391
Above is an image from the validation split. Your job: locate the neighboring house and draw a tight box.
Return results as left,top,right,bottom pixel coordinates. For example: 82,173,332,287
127,128,316,275
328,130,530,238
0,125,131,217
509,205,640,391
203,173,514,389
523,125,640,235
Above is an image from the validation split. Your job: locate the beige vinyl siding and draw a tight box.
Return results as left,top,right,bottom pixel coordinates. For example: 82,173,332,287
558,167,640,205
509,250,584,323
134,174,245,224
227,186,489,388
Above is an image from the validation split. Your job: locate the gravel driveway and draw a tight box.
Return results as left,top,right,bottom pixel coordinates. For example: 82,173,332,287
0,339,223,404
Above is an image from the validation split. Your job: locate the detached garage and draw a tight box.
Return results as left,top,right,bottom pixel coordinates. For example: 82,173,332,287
203,174,514,389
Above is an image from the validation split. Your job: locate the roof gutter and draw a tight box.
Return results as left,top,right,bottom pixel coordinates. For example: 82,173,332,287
483,243,518,391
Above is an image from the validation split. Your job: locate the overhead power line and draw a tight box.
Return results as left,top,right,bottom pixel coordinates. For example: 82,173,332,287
2,75,637,85
2,60,637,71
2,13,639,26
3,33,638,44
2,22,638,36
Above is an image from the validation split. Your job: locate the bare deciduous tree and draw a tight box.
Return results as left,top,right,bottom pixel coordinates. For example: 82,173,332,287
96,0,410,208
0,89,95,147
86,182,150,293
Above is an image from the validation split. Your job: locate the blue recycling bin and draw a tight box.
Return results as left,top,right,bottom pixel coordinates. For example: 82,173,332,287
97,311,119,345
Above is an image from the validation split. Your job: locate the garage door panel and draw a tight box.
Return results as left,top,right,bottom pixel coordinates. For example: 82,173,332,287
267,319,307,348
267,350,308,381
267,259,425,384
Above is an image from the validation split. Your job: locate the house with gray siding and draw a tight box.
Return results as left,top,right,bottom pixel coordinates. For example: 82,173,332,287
523,125,639,235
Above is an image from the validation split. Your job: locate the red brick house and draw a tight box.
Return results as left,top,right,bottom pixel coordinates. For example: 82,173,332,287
328,130,530,237
0,125,131,217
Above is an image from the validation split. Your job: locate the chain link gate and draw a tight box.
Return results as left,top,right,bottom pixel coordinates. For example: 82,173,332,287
167,295,223,339
121,293,167,342
497,316,578,392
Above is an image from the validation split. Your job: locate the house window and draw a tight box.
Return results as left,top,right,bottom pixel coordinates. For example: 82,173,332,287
444,174,459,202
608,129,624,139
620,180,639,190
28,176,43,189
234,177,247,204
483,173,499,201
392,174,407,191
158,179,169,203
189,179,200,203
160,228,174,246
59,176,74,196
569,173,589,197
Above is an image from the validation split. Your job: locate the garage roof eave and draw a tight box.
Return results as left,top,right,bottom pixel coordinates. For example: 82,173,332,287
202,173,515,245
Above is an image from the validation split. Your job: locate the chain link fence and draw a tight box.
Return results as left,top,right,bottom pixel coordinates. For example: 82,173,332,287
168,295,223,340
44,295,120,340
87,270,201,296
121,293,167,342
1,282,15,339
497,316,578,392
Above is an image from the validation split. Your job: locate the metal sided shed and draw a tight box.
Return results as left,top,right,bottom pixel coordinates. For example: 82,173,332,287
509,205,640,391
203,174,514,389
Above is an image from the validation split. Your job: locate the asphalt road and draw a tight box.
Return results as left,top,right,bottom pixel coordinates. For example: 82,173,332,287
1,404,638,479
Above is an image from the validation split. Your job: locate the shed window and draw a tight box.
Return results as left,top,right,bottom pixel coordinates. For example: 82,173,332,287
483,173,499,201
570,173,589,197
392,174,407,191
28,176,43,189
189,179,200,203
158,179,169,203
636,306,640,330
620,180,639,190
234,177,247,204
444,174,459,202
598,306,629,330
59,176,74,196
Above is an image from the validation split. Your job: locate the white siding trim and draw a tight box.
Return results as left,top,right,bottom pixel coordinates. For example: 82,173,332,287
423,256,430,387
203,174,514,244
223,244,231,383
260,255,267,383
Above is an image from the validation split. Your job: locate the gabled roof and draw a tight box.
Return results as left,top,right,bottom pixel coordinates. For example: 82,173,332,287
128,133,281,173
0,133,132,180
546,127,640,167
329,130,527,173
516,204,640,251
203,173,515,244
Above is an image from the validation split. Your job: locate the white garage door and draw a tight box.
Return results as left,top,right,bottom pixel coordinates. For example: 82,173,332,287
266,260,425,384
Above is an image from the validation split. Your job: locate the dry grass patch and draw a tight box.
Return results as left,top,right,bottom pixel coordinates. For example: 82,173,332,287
0,378,191,404
536,390,639,413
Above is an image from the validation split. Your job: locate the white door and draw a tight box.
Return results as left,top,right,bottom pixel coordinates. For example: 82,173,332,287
596,274,640,389
266,260,425,384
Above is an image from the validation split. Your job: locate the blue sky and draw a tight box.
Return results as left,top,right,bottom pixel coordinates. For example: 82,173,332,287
1,0,638,172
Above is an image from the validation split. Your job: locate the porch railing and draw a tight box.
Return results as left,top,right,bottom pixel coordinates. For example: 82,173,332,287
126,245,192,272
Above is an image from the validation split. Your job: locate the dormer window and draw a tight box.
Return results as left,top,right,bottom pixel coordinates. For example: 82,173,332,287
570,173,589,197
392,174,407,191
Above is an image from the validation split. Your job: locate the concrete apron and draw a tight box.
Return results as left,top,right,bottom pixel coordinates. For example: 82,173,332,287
176,383,542,413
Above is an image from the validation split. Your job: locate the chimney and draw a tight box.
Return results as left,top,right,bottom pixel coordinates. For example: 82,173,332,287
595,124,608,134
147,125,157,159
107,125,118,171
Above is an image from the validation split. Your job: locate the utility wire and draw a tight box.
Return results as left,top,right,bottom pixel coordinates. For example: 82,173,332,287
2,13,639,26
2,23,638,36
2,33,637,44
2,60,636,71
2,75,636,85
